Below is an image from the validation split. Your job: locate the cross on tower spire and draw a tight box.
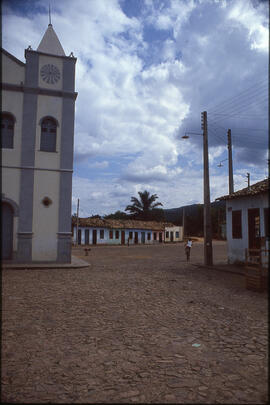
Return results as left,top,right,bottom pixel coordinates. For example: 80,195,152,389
49,3,52,26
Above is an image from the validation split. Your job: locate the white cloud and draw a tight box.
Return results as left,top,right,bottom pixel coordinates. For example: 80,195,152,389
227,0,268,52
2,0,268,216
87,161,109,169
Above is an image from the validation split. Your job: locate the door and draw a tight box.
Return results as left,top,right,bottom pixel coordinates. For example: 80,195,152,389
1,203,13,259
93,229,97,245
141,232,145,244
134,232,138,244
170,231,174,242
159,232,162,243
248,209,260,251
85,229,89,245
78,229,82,245
121,231,125,245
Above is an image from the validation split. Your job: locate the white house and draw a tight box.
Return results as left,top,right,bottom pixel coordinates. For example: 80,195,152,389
216,178,269,267
1,23,77,263
72,218,183,245
164,225,183,243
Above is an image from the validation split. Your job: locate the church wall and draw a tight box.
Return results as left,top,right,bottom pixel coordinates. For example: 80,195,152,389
2,168,20,253
17,62,39,261
32,170,60,261
38,55,63,91
35,94,62,169
2,52,25,85
1,90,23,166
2,168,21,208
2,26,76,263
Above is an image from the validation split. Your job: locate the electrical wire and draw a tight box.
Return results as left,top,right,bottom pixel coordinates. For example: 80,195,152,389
208,96,268,121
208,77,268,114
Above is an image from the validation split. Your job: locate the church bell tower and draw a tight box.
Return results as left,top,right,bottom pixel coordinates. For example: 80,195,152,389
17,22,77,263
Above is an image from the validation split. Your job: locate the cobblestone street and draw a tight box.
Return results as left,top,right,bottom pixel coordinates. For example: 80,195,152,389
2,242,268,403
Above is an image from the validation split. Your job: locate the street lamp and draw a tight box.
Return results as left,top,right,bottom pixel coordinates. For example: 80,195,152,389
217,158,228,167
181,112,213,266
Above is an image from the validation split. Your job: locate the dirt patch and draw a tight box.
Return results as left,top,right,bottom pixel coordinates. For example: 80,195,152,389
2,242,268,404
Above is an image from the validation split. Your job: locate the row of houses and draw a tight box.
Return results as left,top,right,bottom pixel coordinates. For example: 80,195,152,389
72,217,183,246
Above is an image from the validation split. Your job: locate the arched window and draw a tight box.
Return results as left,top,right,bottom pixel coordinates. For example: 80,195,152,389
1,113,15,149
40,117,57,152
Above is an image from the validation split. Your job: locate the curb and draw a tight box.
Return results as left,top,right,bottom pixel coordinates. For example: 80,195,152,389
2,256,90,270
191,263,245,276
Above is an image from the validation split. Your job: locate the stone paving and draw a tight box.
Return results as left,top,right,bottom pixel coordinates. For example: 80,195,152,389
2,242,268,403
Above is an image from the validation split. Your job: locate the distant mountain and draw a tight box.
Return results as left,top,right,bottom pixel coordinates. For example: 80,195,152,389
164,200,226,237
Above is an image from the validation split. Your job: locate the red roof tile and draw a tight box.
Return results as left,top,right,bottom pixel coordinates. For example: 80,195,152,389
216,178,269,201
72,217,175,230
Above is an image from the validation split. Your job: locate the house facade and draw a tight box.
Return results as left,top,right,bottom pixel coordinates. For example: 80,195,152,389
1,23,77,263
164,225,183,243
217,178,269,267
72,218,183,245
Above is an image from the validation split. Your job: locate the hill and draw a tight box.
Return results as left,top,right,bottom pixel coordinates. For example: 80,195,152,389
164,200,226,237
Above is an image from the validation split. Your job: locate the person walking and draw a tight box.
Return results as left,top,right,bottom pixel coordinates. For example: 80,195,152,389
185,239,193,262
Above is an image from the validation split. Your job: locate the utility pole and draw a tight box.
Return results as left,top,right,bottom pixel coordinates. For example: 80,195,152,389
182,206,185,240
246,172,250,189
201,111,213,266
227,129,234,194
76,198,79,246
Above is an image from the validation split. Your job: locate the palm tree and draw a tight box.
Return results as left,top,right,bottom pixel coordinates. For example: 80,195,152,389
125,190,163,220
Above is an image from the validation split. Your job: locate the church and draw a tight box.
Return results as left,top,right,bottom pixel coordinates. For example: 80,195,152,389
1,23,77,263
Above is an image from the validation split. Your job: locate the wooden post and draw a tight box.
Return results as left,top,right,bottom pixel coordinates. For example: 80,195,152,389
76,198,79,246
182,206,185,240
201,111,213,266
227,129,234,194
247,172,250,189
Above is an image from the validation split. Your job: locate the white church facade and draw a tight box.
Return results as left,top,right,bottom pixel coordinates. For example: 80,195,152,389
1,23,77,263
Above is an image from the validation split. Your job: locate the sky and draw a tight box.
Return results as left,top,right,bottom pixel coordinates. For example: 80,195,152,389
2,0,269,217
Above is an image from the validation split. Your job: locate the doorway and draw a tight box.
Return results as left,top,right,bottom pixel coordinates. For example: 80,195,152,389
134,232,138,244
78,229,82,245
85,229,89,245
121,231,125,245
93,229,97,245
159,232,162,243
248,208,260,251
1,203,13,259
141,232,145,244
170,231,174,242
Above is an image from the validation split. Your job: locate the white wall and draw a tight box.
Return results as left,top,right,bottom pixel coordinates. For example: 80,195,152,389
164,226,183,242
39,55,63,91
226,193,268,265
35,95,62,169
74,227,159,245
32,170,60,261
2,52,25,85
1,168,21,254
1,90,23,167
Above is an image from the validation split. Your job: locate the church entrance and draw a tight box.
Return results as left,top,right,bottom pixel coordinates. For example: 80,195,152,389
1,203,13,259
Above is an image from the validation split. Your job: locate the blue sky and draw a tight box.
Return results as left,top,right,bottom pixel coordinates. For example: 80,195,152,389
2,0,268,216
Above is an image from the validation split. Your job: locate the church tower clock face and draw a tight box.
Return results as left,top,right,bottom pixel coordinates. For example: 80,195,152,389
40,63,61,84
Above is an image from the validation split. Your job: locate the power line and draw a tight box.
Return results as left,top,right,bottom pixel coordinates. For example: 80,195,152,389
208,122,267,147
208,120,268,133
210,113,267,119
209,94,268,119
208,78,268,114
208,127,227,144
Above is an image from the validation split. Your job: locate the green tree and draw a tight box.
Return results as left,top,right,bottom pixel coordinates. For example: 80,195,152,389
104,210,130,220
125,190,163,221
